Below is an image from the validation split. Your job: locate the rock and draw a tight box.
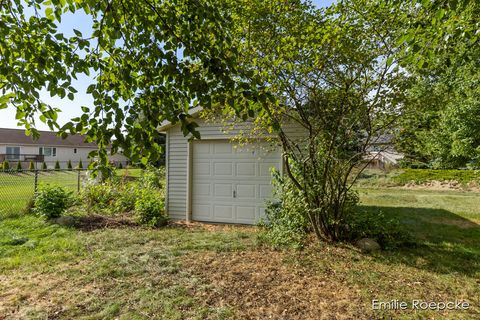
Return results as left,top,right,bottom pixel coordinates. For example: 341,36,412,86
52,216,76,227
356,238,381,252
24,240,38,248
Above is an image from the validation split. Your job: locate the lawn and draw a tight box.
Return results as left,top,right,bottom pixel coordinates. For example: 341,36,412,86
1,187,479,319
0,171,81,219
0,169,142,219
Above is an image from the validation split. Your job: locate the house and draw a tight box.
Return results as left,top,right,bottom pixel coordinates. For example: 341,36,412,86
159,109,296,225
0,128,128,169
365,134,404,169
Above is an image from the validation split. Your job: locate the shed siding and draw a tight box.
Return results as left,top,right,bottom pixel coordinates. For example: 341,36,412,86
165,118,305,220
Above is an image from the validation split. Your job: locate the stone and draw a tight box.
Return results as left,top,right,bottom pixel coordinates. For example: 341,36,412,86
356,238,381,252
53,216,76,227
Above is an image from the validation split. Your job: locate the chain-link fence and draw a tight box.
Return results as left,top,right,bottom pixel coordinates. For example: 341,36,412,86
0,169,89,219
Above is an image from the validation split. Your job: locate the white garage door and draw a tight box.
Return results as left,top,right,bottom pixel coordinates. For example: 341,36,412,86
192,140,281,224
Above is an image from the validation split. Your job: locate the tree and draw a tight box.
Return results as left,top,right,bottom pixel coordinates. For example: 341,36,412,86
215,0,410,241
2,160,9,171
42,161,48,171
394,0,480,168
67,160,73,171
77,159,83,170
1,0,258,174
16,160,22,172
28,160,35,171
54,160,60,170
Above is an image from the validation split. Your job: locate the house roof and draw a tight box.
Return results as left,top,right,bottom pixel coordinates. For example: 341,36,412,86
0,128,98,148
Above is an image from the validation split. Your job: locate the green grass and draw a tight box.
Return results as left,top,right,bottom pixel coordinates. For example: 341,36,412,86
0,168,145,219
0,171,81,219
1,187,479,319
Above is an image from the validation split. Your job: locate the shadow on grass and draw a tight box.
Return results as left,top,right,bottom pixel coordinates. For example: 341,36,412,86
361,205,480,276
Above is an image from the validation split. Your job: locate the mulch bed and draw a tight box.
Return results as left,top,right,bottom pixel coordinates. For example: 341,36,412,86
73,214,138,231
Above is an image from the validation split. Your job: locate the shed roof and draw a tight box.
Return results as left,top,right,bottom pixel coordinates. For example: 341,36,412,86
0,128,98,148
158,107,203,132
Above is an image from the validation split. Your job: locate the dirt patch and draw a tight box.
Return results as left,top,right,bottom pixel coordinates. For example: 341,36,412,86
183,249,366,319
170,220,257,232
402,180,480,192
73,214,138,231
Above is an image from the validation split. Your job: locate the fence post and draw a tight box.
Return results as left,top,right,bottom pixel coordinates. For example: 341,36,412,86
34,170,38,194
77,169,81,193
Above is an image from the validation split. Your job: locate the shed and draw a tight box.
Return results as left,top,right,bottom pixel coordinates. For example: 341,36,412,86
159,111,290,225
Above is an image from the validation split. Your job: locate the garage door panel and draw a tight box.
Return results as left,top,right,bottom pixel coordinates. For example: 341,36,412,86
214,183,233,197
194,162,211,176
214,143,233,154
214,162,233,176
236,206,256,221
259,162,280,176
214,205,234,219
236,184,256,199
259,184,273,198
193,204,212,219
193,183,211,196
236,162,256,176
194,143,211,156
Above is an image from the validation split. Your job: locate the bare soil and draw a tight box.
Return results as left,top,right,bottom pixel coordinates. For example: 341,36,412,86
183,249,366,320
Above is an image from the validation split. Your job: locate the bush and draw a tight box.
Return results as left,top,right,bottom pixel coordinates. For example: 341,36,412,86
67,160,73,170
28,160,35,171
34,185,73,219
16,160,22,172
81,182,118,212
344,210,414,249
54,160,61,170
77,159,83,169
113,183,137,213
139,166,165,189
3,160,10,170
258,170,309,249
42,162,48,171
134,189,168,227
118,162,123,169
81,180,138,214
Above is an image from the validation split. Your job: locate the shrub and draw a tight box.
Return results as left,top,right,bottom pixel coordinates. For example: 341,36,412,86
258,170,309,249
77,159,83,169
134,189,168,227
139,165,165,189
54,160,61,170
67,160,73,171
42,162,48,171
34,185,73,219
118,162,123,169
81,182,118,212
80,180,138,214
16,161,22,172
113,183,137,213
28,160,35,171
2,160,10,171
344,210,414,249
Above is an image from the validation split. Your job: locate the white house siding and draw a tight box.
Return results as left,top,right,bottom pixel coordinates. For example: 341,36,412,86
0,144,128,169
165,118,305,221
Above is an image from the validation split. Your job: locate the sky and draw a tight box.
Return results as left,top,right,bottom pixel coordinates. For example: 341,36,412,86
0,0,336,131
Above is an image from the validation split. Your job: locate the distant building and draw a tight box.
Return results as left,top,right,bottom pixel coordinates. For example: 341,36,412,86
0,128,128,169
365,134,404,169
